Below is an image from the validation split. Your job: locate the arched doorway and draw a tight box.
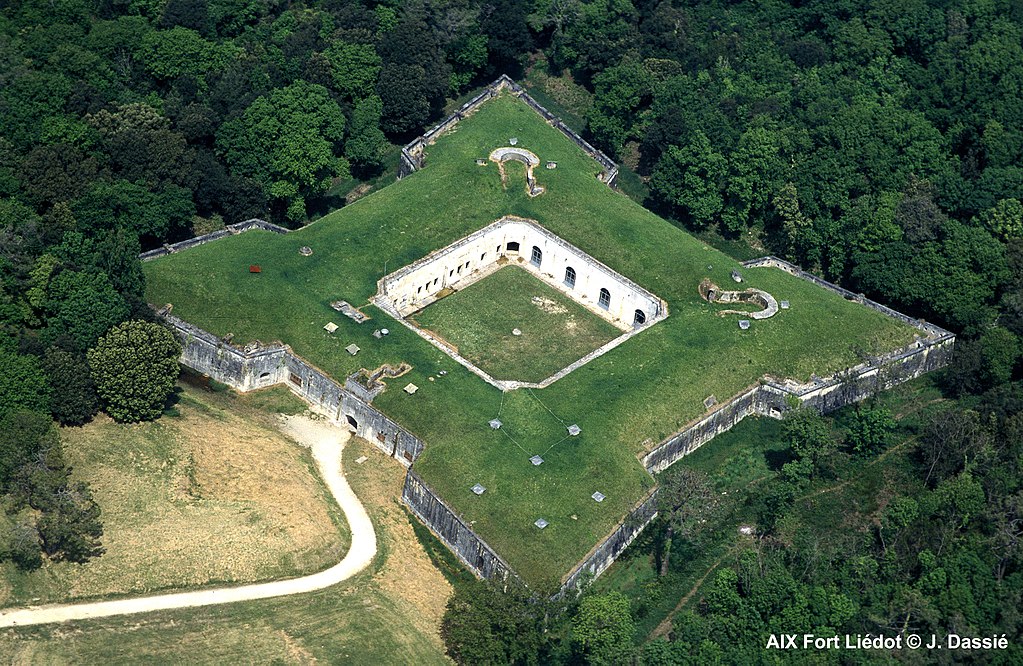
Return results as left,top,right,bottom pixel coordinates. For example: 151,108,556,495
598,288,611,310
564,266,576,288
530,246,542,266
633,309,646,325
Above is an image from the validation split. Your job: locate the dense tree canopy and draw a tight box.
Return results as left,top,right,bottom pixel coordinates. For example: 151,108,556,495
88,320,181,423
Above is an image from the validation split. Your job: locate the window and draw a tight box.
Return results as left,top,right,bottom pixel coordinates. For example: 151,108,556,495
433,277,439,286
449,269,454,277
564,266,576,288
417,286,422,294
598,288,611,310
345,415,358,429
289,372,303,387
481,253,486,261
530,246,542,267
457,264,462,274
633,309,646,325
497,245,502,253
507,241,520,252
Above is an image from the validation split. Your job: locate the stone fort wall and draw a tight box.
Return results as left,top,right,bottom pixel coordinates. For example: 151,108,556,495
168,314,425,466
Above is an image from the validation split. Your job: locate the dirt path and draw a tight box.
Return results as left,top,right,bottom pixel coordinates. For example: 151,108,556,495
648,547,734,641
0,416,375,628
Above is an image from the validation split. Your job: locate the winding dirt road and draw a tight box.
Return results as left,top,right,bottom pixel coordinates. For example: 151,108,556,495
0,416,375,628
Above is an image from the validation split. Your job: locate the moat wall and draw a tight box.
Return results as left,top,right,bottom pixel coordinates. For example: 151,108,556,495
402,471,517,583
167,315,424,466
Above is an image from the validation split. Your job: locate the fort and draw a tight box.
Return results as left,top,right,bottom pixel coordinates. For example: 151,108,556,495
143,77,954,592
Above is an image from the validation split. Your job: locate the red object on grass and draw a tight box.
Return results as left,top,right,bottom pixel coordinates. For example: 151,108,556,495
249,265,261,273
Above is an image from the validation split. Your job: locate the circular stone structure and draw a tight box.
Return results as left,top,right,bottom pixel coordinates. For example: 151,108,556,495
299,246,313,256
489,147,544,197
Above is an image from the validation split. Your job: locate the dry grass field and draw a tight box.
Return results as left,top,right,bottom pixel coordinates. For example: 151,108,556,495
0,436,452,665
0,384,347,607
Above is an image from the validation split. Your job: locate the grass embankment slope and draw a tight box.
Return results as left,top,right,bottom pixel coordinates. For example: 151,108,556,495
0,437,451,665
412,265,621,382
0,384,345,608
145,93,915,587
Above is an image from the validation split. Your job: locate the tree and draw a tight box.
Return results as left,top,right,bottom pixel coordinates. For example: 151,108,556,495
138,27,230,81
782,408,836,482
0,409,56,487
650,132,726,228
43,269,130,352
377,62,432,135
345,96,388,177
978,198,1023,241
847,406,897,456
440,579,562,665
978,327,1021,388
217,81,348,222
37,482,104,562
657,467,720,576
0,350,51,421
919,407,988,486
86,103,193,186
571,591,635,666
42,347,98,426
323,42,380,101
19,144,100,207
159,0,211,35
88,320,181,423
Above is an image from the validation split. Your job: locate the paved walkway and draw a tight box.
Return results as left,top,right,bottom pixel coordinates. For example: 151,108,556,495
0,417,375,628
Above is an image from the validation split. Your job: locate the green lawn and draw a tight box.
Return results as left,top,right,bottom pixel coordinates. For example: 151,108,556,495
144,92,917,587
411,265,621,383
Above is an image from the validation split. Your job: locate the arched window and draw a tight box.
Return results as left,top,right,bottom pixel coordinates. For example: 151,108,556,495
506,241,520,252
564,266,577,288
633,309,646,325
598,288,611,310
530,246,542,266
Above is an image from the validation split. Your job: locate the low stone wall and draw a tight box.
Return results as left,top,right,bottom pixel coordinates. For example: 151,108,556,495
140,219,289,262
402,471,516,582
560,490,659,595
399,75,619,187
165,316,424,467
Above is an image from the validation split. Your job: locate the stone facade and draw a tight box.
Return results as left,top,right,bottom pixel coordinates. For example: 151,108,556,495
377,216,665,328
372,216,669,391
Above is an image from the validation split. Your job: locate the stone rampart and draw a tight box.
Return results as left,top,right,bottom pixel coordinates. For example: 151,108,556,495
399,75,619,187
560,490,659,595
164,316,424,467
642,258,955,473
140,219,289,262
402,471,517,582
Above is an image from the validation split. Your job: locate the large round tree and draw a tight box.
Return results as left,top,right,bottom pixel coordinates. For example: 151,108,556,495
87,321,181,423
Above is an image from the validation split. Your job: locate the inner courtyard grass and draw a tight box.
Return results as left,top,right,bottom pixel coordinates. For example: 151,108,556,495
144,91,917,587
411,265,621,383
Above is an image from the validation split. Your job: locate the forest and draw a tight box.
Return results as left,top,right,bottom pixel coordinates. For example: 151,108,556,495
0,0,1021,662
